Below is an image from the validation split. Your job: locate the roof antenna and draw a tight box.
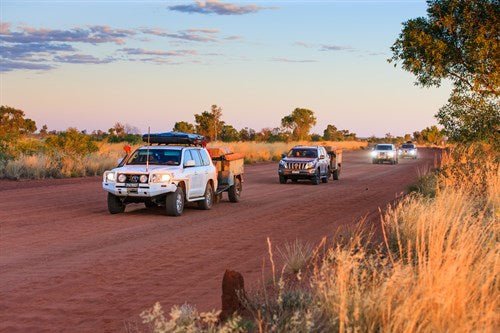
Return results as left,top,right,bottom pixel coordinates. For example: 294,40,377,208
146,126,150,173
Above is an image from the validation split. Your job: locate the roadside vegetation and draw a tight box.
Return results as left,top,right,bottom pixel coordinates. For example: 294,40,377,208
138,144,499,333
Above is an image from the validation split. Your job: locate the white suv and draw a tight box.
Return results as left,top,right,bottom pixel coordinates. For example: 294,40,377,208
103,145,217,216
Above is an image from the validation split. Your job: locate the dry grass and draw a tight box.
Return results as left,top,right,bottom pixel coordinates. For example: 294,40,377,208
141,145,498,333
0,141,122,179
208,141,367,163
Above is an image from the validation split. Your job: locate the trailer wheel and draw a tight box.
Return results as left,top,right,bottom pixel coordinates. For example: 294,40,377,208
107,193,125,214
333,166,341,180
166,187,184,216
198,182,214,210
228,177,242,203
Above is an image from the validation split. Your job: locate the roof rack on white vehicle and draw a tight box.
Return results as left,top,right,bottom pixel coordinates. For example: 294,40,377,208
141,131,207,147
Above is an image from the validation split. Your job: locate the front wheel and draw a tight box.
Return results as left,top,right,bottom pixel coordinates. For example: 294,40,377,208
107,193,125,214
333,166,341,180
312,169,321,185
372,159,378,164
279,176,287,184
228,177,242,203
198,183,214,210
166,187,184,216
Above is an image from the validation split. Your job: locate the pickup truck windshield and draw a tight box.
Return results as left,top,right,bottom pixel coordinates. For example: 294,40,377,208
288,148,318,158
127,149,182,165
401,144,415,149
375,145,393,151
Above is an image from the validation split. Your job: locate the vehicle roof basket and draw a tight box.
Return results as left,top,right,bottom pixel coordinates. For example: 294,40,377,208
142,132,207,147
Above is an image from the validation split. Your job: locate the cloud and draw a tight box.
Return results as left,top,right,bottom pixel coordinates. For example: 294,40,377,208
320,44,353,51
0,25,135,45
271,57,318,63
54,54,114,64
140,27,218,42
0,43,75,59
224,35,243,41
169,0,274,15
120,48,198,57
0,59,54,72
293,41,314,48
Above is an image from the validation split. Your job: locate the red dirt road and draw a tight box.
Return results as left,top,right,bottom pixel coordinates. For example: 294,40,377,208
0,150,437,332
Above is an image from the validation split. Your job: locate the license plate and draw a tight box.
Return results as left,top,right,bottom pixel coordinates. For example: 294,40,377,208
128,188,138,194
125,183,139,188
292,171,300,174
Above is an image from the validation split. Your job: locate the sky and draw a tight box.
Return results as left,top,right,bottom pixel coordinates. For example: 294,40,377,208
0,0,452,137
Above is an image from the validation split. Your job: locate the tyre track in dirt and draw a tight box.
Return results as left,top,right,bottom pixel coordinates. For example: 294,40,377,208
0,150,438,332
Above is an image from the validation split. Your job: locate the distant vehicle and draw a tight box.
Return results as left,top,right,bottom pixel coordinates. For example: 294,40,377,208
371,143,399,164
278,145,342,184
102,132,243,216
399,142,418,159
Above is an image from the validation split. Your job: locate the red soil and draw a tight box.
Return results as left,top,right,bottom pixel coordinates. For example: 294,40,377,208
0,149,438,332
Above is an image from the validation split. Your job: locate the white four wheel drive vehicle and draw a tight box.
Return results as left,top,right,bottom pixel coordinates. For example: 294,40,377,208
102,132,243,216
371,143,399,164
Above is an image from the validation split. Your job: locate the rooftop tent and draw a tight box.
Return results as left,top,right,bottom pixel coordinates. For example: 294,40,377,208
142,132,206,146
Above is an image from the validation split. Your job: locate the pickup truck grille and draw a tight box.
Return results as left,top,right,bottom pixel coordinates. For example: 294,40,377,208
119,174,146,183
287,162,307,170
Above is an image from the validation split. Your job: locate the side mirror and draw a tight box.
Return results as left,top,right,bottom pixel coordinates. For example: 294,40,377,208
184,159,196,168
281,153,287,159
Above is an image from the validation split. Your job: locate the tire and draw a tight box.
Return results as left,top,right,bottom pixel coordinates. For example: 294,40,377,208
228,177,242,203
107,193,125,214
333,166,341,180
291,179,298,183
279,176,287,184
321,171,329,183
198,182,214,210
372,159,378,164
144,200,158,208
166,187,184,216
312,169,321,185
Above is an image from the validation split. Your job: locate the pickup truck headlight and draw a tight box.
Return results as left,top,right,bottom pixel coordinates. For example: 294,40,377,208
151,173,172,183
388,152,395,157
305,162,315,169
140,175,148,183
279,160,286,168
371,151,377,157
104,171,116,182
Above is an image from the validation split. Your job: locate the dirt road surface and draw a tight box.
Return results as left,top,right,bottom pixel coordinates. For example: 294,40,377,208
0,149,438,332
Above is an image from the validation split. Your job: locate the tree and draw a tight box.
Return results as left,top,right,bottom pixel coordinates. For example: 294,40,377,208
220,124,240,142
420,125,445,145
239,127,256,141
173,121,195,133
194,105,224,140
45,128,98,156
404,133,412,142
0,106,37,158
323,124,343,141
436,91,499,143
390,0,499,143
108,122,125,137
39,125,48,137
281,108,317,141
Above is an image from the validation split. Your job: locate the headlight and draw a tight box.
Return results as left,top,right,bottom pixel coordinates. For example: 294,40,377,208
411,150,416,155
140,175,148,183
371,151,377,157
305,162,315,169
152,173,171,183
388,152,394,157
117,174,127,183
104,171,115,182
279,160,286,168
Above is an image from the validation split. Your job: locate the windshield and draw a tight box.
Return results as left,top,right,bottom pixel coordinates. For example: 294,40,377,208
375,145,393,151
402,144,415,149
288,148,317,158
127,149,182,165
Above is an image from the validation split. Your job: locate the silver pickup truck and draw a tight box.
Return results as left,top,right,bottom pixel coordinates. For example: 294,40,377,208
278,145,342,185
